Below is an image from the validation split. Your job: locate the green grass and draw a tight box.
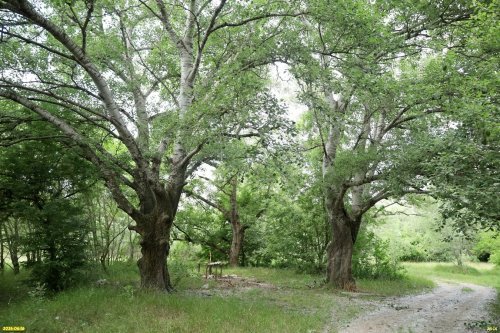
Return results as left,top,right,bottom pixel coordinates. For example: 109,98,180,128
0,286,335,333
0,265,353,333
0,264,426,333
225,267,435,296
403,262,499,288
357,275,435,296
0,269,30,308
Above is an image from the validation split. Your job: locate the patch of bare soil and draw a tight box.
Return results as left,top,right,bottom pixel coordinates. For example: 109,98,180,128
339,282,497,333
184,275,277,297
212,275,276,290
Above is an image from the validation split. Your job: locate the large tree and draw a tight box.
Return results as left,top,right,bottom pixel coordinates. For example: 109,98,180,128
293,0,480,289
0,0,300,290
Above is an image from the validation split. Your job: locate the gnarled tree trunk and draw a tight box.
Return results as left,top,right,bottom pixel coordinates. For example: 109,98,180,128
137,219,173,290
229,222,246,267
325,207,361,289
131,152,187,290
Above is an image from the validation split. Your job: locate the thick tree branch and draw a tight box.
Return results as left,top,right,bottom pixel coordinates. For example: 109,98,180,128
2,0,144,167
190,0,227,82
343,173,382,188
184,188,228,216
210,11,306,34
153,0,188,52
0,88,141,220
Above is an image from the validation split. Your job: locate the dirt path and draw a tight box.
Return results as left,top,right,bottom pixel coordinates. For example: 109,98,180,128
339,281,497,333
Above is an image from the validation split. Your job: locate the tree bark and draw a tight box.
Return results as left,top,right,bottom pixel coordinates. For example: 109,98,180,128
132,201,174,290
320,93,353,289
228,176,246,267
131,156,187,290
11,251,20,275
137,224,172,290
0,0,211,292
229,223,246,267
325,207,360,290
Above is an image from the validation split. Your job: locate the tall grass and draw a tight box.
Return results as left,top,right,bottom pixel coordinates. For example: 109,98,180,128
1,286,334,333
0,269,30,308
0,265,343,333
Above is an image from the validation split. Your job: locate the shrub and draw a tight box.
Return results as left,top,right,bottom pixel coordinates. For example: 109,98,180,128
473,231,500,264
26,206,89,292
353,229,404,280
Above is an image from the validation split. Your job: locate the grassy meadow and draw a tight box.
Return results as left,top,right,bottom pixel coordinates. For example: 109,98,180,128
0,262,497,332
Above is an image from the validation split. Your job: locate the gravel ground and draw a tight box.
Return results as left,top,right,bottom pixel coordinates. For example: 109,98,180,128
339,281,497,333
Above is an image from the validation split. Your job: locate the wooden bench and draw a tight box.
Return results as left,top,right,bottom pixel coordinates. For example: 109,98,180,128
198,261,224,279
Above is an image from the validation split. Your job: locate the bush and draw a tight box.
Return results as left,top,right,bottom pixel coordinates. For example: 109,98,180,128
473,231,500,264
26,206,89,292
490,252,500,266
353,229,404,280
168,242,203,286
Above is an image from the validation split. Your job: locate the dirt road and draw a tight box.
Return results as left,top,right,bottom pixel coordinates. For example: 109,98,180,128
340,281,497,333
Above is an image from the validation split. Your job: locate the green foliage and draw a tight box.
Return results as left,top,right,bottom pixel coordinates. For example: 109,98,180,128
174,205,229,261
474,232,500,265
0,122,97,291
168,242,202,287
27,206,89,292
0,0,497,297
422,134,500,231
374,200,476,264
254,171,328,273
353,228,404,280
0,269,30,307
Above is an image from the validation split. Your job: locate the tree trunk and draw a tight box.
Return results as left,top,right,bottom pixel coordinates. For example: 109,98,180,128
136,214,173,290
11,251,20,275
100,253,108,272
229,223,245,267
325,203,360,290
114,228,127,262
3,221,20,275
228,176,246,267
133,158,186,291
